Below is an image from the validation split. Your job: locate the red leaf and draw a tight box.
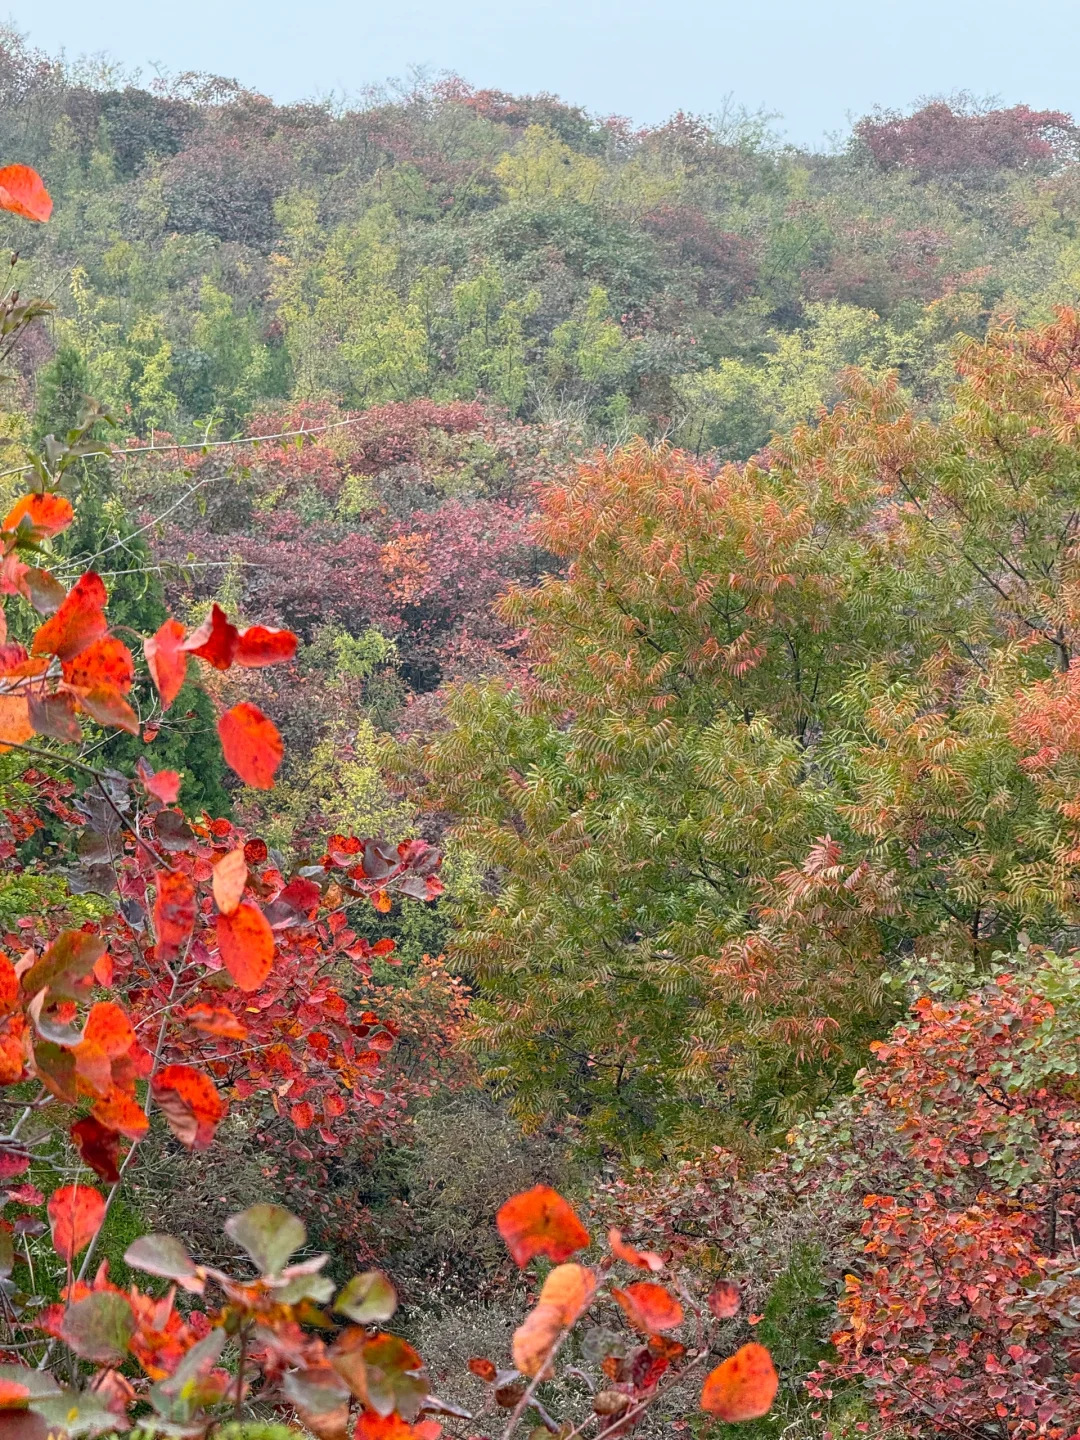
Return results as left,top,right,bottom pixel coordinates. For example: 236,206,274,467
0,165,52,223
136,760,181,805
153,869,196,962
28,691,81,743
290,1101,314,1129
608,1228,665,1272
700,1344,778,1422
4,492,73,536
91,1086,148,1141
181,604,238,670
468,1358,497,1382
180,1004,248,1040
218,703,283,789
707,1279,742,1320
48,1183,106,1261
62,637,135,693
70,1117,122,1184
279,877,321,915
31,573,107,661
216,901,274,991
496,1185,590,1268
152,1065,225,1149
82,1002,134,1059
144,619,187,710
612,1281,684,1334
235,625,298,667
78,684,138,735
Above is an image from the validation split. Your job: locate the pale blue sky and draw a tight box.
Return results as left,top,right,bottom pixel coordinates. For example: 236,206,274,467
15,0,1080,147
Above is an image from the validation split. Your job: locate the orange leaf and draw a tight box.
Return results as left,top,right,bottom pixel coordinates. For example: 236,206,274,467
181,1004,247,1040
32,573,107,661
608,1228,664,1272
218,702,283,789
152,1064,225,1149
353,1414,441,1440
612,1282,684,1334
144,618,187,710
236,625,298,667
0,695,32,750
0,165,52,223
91,1085,149,1141
153,869,196,962
467,1358,496,1382
212,847,247,916
496,1185,590,1268
700,1343,778,1422
78,683,138,735
539,1262,597,1325
216,901,274,991
181,604,238,670
63,636,134,693
290,1101,314,1129
512,1301,563,1378
4,492,73,536
47,1183,105,1261
0,1378,30,1408
82,1002,134,1059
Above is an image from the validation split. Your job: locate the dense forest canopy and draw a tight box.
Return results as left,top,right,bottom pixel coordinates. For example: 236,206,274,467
2,23,1080,1440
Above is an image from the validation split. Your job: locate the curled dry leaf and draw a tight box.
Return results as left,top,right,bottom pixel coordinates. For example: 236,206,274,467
539,1262,597,1325
512,1302,563,1379
151,1065,225,1149
700,1343,778,1422
496,1184,590,1268
608,1228,664,1272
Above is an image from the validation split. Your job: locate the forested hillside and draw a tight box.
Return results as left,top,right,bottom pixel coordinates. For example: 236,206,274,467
2,24,1080,1439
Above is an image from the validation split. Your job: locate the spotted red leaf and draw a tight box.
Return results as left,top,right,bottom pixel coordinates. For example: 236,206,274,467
153,869,196,962
152,1065,225,1149
496,1185,590,1268
218,703,283,789
62,636,135,692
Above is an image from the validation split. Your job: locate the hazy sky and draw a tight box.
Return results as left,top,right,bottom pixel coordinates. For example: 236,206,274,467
15,0,1080,147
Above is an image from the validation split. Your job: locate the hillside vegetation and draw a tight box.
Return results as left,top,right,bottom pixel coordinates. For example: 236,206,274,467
1,27,1080,1438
